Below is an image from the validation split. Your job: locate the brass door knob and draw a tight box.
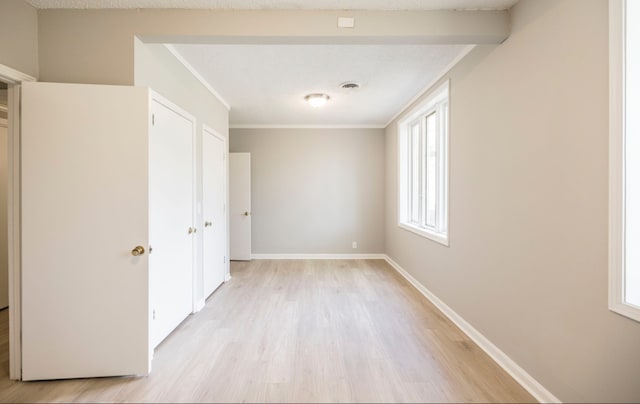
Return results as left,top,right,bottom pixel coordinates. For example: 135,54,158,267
131,246,145,256
244,211,250,216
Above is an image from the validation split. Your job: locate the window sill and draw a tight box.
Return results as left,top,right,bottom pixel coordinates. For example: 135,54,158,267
398,222,449,247
609,301,640,323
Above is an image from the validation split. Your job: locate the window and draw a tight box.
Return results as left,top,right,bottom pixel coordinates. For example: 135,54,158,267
398,81,449,245
609,0,640,322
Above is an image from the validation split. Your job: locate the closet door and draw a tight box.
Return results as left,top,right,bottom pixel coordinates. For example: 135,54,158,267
202,126,226,298
230,153,251,260
21,82,151,380
149,96,195,348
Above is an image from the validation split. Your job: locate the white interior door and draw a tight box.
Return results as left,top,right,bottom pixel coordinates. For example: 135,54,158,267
21,82,151,381
149,97,195,349
0,119,7,310
202,127,226,297
230,153,251,261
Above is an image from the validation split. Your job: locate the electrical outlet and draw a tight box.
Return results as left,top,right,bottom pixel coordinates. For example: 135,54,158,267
352,241,357,249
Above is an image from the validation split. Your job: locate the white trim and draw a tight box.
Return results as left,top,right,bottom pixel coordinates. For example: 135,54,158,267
230,124,386,129
250,253,386,260
164,44,231,111
194,298,206,312
608,0,640,322
397,80,450,247
2,65,36,382
609,0,626,316
398,223,449,246
383,255,561,404
150,89,197,123
8,85,21,381
384,45,474,128
203,124,232,283
0,64,36,84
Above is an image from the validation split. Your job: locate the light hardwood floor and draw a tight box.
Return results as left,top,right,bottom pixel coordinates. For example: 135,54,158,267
0,259,535,403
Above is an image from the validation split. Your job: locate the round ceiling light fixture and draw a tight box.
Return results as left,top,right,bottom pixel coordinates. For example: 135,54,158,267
304,93,330,107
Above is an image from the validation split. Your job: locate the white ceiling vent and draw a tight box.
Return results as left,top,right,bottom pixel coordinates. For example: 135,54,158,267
340,82,360,89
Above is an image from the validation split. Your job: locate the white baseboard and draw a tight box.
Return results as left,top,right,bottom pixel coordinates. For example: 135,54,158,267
383,255,561,404
250,253,386,260
193,298,206,313
224,273,232,282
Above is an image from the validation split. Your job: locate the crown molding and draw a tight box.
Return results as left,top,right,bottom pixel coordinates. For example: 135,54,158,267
164,44,231,111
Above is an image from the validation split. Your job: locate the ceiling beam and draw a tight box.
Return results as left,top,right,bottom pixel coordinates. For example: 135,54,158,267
37,8,509,85
135,9,510,45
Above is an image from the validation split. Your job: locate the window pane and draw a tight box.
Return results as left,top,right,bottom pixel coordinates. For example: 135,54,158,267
397,81,449,245
625,0,640,306
425,112,437,228
410,122,421,224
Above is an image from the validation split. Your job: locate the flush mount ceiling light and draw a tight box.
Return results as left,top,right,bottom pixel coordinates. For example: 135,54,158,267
304,93,330,107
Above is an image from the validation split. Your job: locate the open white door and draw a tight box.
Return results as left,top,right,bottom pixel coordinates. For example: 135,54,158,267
229,153,251,261
21,82,151,381
202,127,226,296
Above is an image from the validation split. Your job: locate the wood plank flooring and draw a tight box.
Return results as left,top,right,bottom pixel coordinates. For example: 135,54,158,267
0,259,535,403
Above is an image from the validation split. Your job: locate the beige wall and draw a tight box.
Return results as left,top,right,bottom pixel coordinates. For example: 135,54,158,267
231,128,385,255
36,8,508,85
0,0,38,78
385,0,640,402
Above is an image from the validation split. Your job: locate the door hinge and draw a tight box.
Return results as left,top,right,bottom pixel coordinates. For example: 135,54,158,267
224,256,226,263
152,309,156,320
152,114,155,126
149,245,153,254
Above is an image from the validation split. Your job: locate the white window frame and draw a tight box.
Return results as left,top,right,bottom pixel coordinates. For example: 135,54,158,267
609,0,640,322
398,80,449,246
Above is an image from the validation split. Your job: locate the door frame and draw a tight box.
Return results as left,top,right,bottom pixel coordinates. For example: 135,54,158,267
0,63,36,380
149,90,199,314
202,125,230,282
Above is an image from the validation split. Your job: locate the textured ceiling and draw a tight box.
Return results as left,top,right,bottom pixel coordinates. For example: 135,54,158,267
26,0,518,10
25,0,514,126
171,44,469,126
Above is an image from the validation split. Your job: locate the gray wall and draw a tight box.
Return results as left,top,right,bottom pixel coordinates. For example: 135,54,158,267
231,128,384,255
385,0,640,402
0,0,38,78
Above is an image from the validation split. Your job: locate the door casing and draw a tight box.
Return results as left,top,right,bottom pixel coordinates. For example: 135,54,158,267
0,63,36,381
202,125,229,297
